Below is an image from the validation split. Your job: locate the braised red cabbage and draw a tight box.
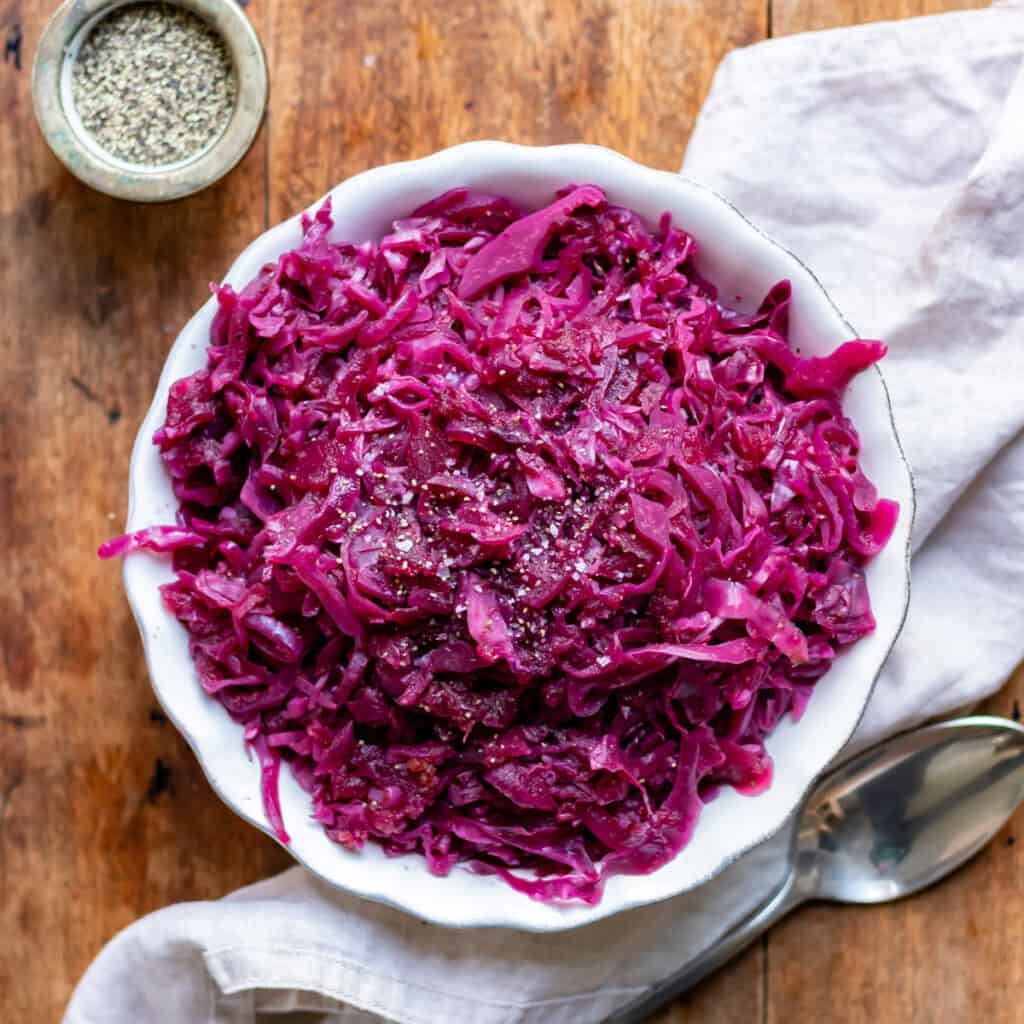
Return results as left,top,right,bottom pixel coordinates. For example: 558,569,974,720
104,187,897,904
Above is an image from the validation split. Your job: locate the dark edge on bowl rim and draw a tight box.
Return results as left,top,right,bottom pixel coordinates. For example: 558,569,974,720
120,141,917,931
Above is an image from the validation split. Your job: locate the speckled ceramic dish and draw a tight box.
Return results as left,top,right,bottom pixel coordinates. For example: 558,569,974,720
119,142,914,931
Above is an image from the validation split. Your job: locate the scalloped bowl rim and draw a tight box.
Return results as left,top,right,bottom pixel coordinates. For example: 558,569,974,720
122,141,914,932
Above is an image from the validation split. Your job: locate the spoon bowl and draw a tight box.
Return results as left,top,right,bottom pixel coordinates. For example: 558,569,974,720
797,716,1024,904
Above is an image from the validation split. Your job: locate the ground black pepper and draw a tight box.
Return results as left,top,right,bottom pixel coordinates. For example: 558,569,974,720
71,3,236,166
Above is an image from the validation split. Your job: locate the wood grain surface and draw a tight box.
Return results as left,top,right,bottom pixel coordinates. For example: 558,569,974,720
0,1,1005,1021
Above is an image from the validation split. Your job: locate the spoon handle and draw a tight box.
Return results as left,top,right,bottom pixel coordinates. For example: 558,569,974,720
603,871,804,1024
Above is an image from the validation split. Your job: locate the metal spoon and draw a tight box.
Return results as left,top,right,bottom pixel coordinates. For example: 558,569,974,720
606,715,1024,1024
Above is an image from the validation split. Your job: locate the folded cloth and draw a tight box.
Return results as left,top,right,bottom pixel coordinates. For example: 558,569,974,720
65,6,1024,1022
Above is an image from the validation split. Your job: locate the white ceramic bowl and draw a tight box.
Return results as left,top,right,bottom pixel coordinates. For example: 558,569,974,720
123,142,914,931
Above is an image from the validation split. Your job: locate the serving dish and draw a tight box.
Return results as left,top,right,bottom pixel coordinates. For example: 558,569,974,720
121,141,914,931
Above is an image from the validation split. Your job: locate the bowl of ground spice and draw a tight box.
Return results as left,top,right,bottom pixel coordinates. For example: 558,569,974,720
33,0,268,202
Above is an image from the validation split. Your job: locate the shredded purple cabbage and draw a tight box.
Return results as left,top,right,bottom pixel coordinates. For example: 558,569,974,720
105,187,897,904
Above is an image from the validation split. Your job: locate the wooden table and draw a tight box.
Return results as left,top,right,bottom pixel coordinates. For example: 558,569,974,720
1,1,1016,1020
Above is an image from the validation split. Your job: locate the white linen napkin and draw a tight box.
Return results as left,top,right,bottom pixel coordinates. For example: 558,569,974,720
65,6,1024,1022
